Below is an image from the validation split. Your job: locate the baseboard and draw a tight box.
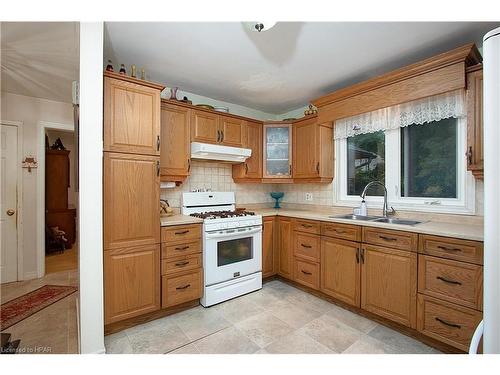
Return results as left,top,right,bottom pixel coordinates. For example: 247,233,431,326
23,271,39,281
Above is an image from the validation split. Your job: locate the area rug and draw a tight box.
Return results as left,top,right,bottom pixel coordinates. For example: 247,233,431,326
1,285,77,330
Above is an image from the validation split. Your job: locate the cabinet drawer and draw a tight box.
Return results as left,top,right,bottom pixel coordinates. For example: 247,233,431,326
321,222,361,242
363,227,417,252
418,255,483,310
294,258,320,290
161,254,202,276
417,294,482,352
161,241,201,259
161,224,201,243
294,232,320,262
293,219,321,235
418,235,483,265
162,269,202,308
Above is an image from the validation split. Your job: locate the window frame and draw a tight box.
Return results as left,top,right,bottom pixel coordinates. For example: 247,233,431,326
334,117,476,215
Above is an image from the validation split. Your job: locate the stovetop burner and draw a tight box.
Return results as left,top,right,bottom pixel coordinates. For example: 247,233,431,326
190,210,256,220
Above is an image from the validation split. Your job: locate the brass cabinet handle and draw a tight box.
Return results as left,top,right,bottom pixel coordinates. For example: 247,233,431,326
300,243,312,248
466,146,473,166
221,131,224,142
187,159,191,172
316,162,320,173
176,284,191,290
437,245,462,252
301,224,313,228
217,130,221,142
435,317,461,329
289,165,292,175
174,246,190,251
334,229,346,234
436,276,462,285
174,230,189,235
379,235,397,242
157,135,160,151
175,261,190,267
301,270,312,275
356,248,360,264
6,209,15,216
245,163,248,174
360,248,365,263
156,160,160,176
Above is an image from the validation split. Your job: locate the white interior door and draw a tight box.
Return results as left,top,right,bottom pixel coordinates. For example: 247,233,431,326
1,124,18,283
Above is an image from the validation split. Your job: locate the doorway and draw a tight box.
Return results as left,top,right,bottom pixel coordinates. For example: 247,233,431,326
44,128,78,274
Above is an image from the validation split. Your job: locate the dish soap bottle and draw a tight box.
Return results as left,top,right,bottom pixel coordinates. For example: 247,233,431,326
359,200,367,216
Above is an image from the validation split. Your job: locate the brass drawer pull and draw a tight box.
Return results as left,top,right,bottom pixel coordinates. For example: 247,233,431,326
436,276,462,285
379,235,397,242
176,284,191,290
301,270,312,275
175,261,190,267
301,224,313,228
356,248,360,264
301,243,312,248
334,229,346,234
174,230,190,235
435,317,461,329
174,246,190,251
437,245,462,252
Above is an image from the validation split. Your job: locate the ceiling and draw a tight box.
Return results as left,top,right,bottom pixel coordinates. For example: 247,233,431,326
105,22,499,115
1,22,79,103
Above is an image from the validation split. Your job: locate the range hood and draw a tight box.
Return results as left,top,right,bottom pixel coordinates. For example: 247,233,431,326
191,142,251,163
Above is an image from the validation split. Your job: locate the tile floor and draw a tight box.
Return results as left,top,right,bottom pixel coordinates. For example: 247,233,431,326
105,280,441,354
1,269,79,354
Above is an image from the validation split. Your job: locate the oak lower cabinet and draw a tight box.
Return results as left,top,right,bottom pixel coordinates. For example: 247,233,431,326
160,101,191,182
321,237,361,307
103,152,160,250
103,71,164,156
262,217,276,278
277,217,293,278
360,244,417,328
104,244,161,324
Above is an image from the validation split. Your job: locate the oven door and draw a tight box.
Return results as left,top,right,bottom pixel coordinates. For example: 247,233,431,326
204,225,262,286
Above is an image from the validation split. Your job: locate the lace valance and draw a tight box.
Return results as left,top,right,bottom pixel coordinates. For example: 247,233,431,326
334,89,466,140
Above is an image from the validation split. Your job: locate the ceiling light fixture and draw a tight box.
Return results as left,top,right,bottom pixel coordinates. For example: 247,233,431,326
244,22,278,33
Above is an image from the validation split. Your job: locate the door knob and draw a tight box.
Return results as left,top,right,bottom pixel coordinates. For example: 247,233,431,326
6,209,15,216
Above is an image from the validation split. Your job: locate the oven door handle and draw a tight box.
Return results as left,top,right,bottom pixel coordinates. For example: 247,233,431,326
205,226,262,239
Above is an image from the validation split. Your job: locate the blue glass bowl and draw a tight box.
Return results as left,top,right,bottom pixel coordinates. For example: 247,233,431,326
270,192,284,209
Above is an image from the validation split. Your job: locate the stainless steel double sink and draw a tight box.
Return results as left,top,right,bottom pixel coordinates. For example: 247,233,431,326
330,214,422,226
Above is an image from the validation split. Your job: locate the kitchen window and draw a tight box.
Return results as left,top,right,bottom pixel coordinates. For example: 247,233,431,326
335,90,475,214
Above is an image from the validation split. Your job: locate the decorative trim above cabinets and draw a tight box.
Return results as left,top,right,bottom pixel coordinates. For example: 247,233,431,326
312,43,482,124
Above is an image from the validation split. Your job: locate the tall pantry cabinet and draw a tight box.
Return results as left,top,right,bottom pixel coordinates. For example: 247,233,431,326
103,71,164,325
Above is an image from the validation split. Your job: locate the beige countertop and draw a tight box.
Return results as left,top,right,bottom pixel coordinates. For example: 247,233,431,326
160,214,203,227
254,208,484,242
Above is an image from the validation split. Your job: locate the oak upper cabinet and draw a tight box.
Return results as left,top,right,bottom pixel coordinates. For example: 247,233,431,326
103,72,163,156
466,65,483,180
277,217,293,278
104,152,160,250
232,120,263,181
321,237,361,307
293,116,334,182
104,244,160,324
263,123,292,179
219,115,244,147
191,109,219,144
262,217,276,278
160,101,191,182
361,244,417,328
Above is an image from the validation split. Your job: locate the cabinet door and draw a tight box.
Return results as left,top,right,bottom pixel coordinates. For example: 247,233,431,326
160,103,191,181
321,237,360,307
361,244,417,328
232,120,262,180
219,115,244,147
293,117,319,178
104,152,160,250
263,124,292,178
104,244,160,324
466,67,483,179
262,217,275,278
277,217,293,278
191,110,219,144
104,76,161,155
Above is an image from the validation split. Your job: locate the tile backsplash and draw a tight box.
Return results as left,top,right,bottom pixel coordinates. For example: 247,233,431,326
161,161,483,217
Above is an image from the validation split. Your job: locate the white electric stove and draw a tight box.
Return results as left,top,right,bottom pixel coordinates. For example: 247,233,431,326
181,192,262,307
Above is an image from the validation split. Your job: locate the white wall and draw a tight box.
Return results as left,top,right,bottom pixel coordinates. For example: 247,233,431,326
0,92,74,279
46,129,76,207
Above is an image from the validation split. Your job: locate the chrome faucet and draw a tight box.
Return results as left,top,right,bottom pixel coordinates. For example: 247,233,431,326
360,181,396,217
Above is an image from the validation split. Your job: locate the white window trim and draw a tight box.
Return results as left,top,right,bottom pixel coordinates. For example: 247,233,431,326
334,118,476,215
